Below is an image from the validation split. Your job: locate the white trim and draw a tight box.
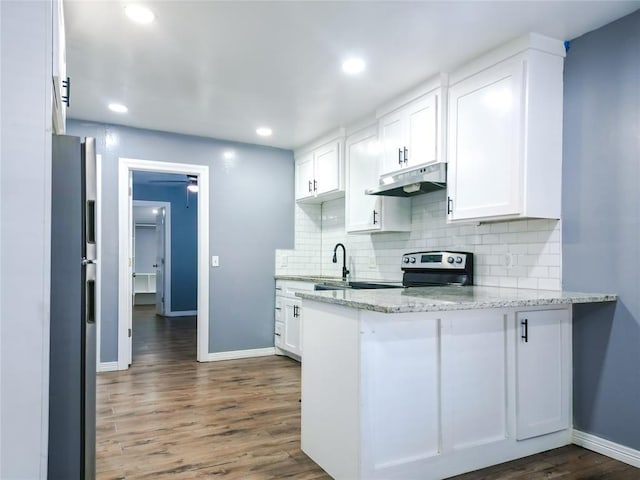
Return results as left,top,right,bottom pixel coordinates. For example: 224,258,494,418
118,158,210,369
204,348,276,362
97,362,119,373
573,430,640,468
96,154,102,369
132,199,172,315
165,310,197,317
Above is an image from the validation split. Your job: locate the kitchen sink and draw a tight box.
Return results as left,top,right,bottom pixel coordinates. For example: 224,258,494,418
314,281,403,291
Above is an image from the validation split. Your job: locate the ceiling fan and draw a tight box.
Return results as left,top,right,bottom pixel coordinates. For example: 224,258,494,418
148,174,198,207
148,174,198,192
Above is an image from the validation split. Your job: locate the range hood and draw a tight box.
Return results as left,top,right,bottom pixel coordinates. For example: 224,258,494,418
365,163,446,197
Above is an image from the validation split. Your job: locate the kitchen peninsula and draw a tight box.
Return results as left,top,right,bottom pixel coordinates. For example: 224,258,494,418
297,287,616,480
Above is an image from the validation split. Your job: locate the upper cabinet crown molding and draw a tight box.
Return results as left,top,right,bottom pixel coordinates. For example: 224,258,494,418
375,73,448,119
446,34,565,223
448,33,566,86
295,127,346,157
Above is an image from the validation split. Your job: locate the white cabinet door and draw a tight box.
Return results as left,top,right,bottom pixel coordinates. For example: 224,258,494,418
295,138,344,203
283,298,302,356
295,153,315,201
379,92,440,175
361,316,441,470
441,312,509,451
406,94,437,168
447,58,523,221
516,309,570,440
346,130,411,233
314,141,341,195
379,110,405,175
346,132,382,232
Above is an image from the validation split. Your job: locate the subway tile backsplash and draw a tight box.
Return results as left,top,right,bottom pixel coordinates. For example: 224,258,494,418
276,189,562,290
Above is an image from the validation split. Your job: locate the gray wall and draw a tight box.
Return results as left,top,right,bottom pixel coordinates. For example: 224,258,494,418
563,9,640,449
67,120,295,361
0,1,52,477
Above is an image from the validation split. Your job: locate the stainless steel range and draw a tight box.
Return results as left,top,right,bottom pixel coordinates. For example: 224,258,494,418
313,251,473,290
401,251,474,287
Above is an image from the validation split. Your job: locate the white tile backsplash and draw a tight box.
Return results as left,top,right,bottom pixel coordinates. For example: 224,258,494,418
277,189,562,289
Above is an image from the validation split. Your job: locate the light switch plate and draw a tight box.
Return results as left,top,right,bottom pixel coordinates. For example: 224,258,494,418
211,256,219,267
369,256,377,268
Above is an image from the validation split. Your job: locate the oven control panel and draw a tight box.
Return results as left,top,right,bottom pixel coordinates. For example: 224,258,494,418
401,251,470,269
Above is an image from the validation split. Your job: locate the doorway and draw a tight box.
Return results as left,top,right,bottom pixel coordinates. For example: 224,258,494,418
118,158,210,368
132,200,171,315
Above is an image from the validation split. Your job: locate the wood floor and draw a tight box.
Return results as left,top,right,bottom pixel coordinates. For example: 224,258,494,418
97,306,638,480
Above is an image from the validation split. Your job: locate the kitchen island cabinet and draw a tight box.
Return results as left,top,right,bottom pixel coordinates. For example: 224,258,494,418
298,287,614,480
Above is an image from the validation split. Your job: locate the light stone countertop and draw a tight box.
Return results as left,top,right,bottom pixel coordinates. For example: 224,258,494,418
296,285,617,313
274,274,402,287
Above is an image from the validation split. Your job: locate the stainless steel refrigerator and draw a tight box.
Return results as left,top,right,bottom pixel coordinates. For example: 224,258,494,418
49,135,97,480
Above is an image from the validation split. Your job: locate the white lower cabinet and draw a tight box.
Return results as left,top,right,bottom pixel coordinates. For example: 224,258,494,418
301,302,573,480
441,311,509,451
282,298,302,356
516,308,570,440
274,280,314,360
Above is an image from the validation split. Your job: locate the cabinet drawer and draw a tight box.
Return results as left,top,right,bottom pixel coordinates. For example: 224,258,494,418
276,280,315,299
275,298,283,322
274,322,284,347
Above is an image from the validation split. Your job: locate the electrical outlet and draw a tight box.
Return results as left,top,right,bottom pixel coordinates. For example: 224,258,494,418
500,253,513,268
211,256,219,267
280,255,289,268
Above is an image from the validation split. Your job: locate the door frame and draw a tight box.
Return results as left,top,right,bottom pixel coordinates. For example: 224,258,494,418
132,200,172,315
118,158,210,368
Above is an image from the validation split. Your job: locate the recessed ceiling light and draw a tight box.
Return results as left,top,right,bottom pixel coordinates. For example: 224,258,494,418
125,4,155,24
342,57,366,75
108,103,128,113
256,127,273,137
223,150,236,159
152,209,158,214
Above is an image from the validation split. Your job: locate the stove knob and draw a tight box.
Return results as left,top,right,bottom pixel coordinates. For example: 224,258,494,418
447,256,455,264
456,256,463,264
410,257,416,263
403,257,410,264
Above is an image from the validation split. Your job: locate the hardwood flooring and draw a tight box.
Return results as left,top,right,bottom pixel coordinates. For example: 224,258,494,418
96,306,639,480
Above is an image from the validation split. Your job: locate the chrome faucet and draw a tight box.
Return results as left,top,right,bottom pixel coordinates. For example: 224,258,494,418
332,243,350,281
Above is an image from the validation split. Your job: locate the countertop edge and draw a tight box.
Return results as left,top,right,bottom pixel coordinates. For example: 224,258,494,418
296,290,617,313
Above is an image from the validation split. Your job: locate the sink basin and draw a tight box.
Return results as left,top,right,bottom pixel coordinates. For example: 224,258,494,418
314,281,404,291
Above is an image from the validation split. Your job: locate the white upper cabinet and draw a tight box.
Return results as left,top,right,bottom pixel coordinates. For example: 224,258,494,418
295,133,344,204
345,127,410,233
446,34,565,223
295,153,315,201
52,0,67,134
378,81,444,175
314,141,341,196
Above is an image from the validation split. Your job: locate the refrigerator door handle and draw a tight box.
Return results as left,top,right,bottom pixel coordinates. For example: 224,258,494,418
85,262,96,324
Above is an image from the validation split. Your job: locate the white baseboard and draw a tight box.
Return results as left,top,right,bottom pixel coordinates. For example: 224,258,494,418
203,347,276,362
166,310,197,317
573,430,640,468
97,361,119,372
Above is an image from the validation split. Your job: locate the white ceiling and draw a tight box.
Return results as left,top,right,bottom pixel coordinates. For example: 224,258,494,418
65,1,640,150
